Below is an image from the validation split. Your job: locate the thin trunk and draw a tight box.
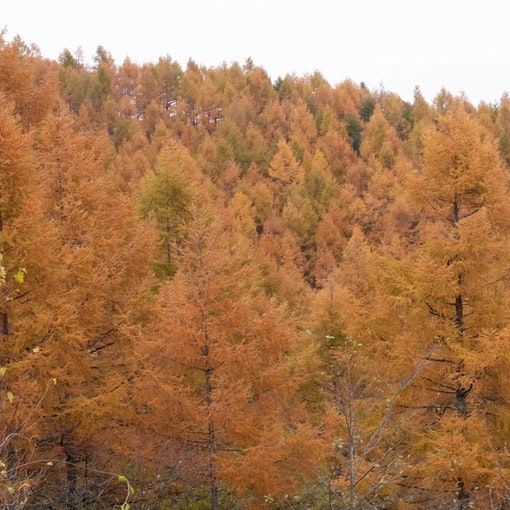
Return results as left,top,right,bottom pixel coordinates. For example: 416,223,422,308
347,404,357,510
452,195,460,226
1,210,7,338
454,290,464,337
205,357,219,510
456,478,470,509
454,382,472,419
452,197,464,338
336,373,358,510
65,451,78,510
2,312,8,336
201,323,219,510
165,219,172,264
6,445,16,480
327,478,334,510
198,238,219,510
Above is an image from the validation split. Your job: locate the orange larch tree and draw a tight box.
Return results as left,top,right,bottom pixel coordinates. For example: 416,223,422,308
306,226,427,509
9,105,157,508
380,106,510,508
131,203,322,509
0,33,57,128
0,84,51,508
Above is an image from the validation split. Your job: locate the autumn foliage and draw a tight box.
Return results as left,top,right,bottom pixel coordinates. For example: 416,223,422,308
2,30,510,509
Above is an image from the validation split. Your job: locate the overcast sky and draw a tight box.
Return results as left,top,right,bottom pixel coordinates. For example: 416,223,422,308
2,0,509,105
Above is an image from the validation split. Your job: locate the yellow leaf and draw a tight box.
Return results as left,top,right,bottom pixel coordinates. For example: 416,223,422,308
7,391,13,403
0,367,6,377
32,346,40,353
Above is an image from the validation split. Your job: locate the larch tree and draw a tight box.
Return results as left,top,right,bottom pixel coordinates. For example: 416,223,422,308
306,227,426,509
268,139,304,187
178,60,223,133
57,48,90,115
286,99,318,157
131,204,322,509
0,87,52,508
359,105,401,169
9,105,157,508
0,33,57,128
495,93,510,168
383,107,510,508
138,139,202,279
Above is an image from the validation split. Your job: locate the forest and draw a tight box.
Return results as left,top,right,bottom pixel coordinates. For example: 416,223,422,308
1,31,510,509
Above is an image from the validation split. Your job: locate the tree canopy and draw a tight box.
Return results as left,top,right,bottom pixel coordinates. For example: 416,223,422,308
1,32,510,509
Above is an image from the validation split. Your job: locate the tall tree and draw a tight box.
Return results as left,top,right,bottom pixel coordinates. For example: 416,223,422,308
383,107,510,507
305,226,428,509
138,139,201,278
11,106,156,508
0,85,50,509
132,206,321,509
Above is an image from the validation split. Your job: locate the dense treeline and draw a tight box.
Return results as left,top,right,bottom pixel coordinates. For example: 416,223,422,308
2,32,510,509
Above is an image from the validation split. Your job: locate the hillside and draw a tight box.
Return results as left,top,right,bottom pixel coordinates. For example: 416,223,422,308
1,34,510,509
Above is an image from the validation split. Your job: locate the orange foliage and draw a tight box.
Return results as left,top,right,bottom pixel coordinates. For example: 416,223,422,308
2,33,510,509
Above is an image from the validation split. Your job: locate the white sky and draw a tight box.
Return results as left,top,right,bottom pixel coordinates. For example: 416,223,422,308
2,0,509,105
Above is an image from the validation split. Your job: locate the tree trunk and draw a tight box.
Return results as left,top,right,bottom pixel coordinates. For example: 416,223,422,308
456,478,470,509
206,362,219,510
2,312,8,336
202,339,219,510
65,451,78,510
454,291,464,336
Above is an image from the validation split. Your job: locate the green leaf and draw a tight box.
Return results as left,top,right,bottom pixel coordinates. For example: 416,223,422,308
14,268,26,284
129,485,135,495
121,503,130,510
117,475,127,483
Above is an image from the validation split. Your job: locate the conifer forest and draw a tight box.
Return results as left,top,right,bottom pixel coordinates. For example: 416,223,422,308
2,33,510,509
